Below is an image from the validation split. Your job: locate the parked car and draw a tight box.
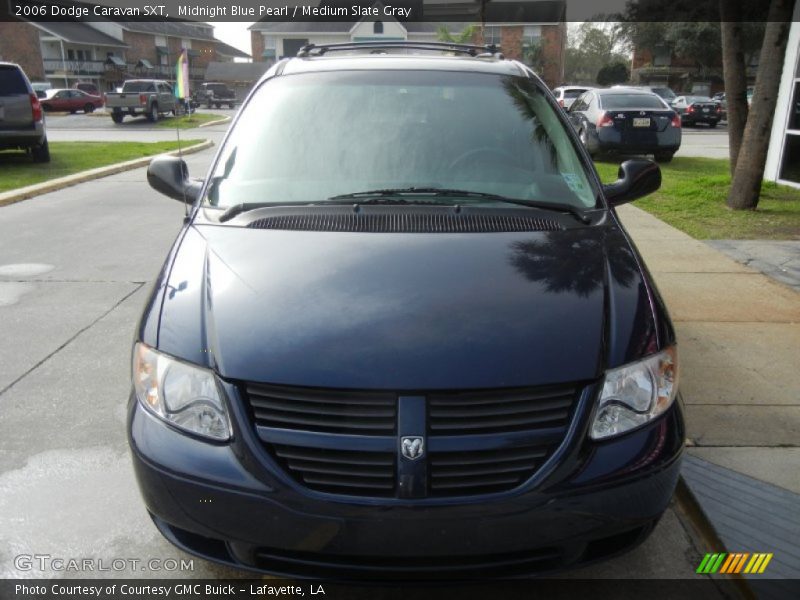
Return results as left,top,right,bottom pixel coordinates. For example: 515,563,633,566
105,79,176,123
41,88,104,113
552,85,594,109
130,41,683,579
74,81,99,96
568,88,681,162
670,95,722,127
612,84,677,104
711,92,727,120
0,62,49,162
193,82,237,109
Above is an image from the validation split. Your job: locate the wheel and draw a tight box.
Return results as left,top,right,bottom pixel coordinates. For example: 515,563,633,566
31,138,50,163
655,152,674,163
41,104,51,112
84,103,94,113
111,112,124,124
215,102,221,109
206,102,213,109
229,103,235,109
578,128,597,157
147,103,159,122
69,109,77,114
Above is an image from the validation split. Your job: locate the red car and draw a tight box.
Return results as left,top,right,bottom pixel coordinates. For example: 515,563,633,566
41,88,104,113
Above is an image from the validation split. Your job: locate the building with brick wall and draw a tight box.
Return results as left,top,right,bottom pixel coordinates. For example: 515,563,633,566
250,1,566,87
0,17,248,93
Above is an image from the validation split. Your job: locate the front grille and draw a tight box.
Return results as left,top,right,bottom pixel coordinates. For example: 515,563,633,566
428,386,575,435
273,444,396,497
429,445,551,496
243,383,580,499
246,383,396,435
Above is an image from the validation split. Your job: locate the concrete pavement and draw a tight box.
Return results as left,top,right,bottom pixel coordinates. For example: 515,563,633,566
617,204,800,585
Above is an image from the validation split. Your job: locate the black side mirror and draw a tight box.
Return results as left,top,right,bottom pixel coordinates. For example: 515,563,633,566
602,159,661,207
147,155,202,203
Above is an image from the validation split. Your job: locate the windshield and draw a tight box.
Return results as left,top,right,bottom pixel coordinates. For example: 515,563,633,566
652,87,676,101
122,81,156,93
205,70,598,210
601,94,668,110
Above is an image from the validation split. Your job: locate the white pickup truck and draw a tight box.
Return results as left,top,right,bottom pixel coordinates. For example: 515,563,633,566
105,79,177,123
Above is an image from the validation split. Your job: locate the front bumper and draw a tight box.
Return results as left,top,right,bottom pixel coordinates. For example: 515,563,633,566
127,384,685,579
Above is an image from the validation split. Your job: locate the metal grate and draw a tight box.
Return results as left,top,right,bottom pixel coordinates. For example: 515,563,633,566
246,212,562,233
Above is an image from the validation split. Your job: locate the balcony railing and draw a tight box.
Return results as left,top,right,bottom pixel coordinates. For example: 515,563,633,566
43,59,207,80
43,59,105,75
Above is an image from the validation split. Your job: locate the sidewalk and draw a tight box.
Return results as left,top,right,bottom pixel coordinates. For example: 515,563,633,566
617,205,800,586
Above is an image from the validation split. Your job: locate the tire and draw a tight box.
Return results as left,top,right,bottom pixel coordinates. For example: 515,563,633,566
579,128,597,157
84,103,94,113
229,103,235,109
31,138,50,163
655,152,674,163
42,104,51,112
206,102,213,109
111,112,124,124
69,110,77,114
147,103,159,123
215,102,221,109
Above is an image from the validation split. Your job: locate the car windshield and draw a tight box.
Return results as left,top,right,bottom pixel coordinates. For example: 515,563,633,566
651,87,676,101
205,70,598,211
122,81,155,92
601,94,667,110
564,89,587,98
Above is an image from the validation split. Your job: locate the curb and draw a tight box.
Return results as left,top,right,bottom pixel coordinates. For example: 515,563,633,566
198,115,232,128
0,139,213,208
674,475,757,600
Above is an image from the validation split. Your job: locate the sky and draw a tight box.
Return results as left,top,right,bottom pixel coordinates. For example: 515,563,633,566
210,22,255,58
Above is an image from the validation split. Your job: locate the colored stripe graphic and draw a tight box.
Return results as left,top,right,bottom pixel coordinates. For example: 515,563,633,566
700,553,773,574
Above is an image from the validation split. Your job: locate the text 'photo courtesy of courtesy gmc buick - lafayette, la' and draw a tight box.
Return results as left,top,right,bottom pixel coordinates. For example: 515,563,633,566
129,41,684,579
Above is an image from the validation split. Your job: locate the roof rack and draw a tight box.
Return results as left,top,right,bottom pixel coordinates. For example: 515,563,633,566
296,41,504,59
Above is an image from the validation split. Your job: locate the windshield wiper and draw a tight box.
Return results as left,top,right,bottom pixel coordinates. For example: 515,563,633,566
329,188,592,223
218,188,592,224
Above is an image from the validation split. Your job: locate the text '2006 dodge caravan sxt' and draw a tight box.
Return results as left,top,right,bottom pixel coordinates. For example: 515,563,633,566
129,42,683,579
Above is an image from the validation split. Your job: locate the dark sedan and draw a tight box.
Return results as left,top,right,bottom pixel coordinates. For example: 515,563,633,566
41,88,103,113
568,89,681,162
671,95,723,127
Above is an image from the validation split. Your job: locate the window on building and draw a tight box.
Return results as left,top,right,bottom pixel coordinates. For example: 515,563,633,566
523,26,541,49
483,26,501,47
653,45,672,67
264,36,277,49
374,21,384,35
67,49,75,60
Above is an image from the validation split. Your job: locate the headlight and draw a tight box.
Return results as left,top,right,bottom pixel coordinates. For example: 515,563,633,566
590,346,678,440
132,342,231,441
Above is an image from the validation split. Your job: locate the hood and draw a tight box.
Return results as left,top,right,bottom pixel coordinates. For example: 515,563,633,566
155,223,656,390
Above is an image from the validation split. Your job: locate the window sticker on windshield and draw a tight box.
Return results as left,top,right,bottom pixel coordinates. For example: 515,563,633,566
561,173,585,194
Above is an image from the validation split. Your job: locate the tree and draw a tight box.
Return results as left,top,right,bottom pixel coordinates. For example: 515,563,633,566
436,25,477,44
565,23,630,84
727,0,796,210
597,62,630,86
720,3,749,173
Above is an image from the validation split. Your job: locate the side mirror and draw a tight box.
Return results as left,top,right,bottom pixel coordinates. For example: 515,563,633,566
147,155,202,203
602,159,661,207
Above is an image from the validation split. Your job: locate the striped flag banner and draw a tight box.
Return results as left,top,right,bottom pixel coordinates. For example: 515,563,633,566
697,552,773,574
175,48,190,100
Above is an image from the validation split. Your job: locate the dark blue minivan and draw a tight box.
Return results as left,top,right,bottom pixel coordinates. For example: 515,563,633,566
129,42,683,578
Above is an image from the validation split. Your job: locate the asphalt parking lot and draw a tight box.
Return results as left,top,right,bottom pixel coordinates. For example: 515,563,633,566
0,118,735,589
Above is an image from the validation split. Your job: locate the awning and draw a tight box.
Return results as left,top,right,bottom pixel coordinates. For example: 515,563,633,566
105,55,126,67
156,46,169,55
137,59,154,69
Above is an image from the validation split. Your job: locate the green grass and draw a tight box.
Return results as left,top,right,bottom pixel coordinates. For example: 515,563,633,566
0,140,203,195
594,157,800,240
153,112,224,129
